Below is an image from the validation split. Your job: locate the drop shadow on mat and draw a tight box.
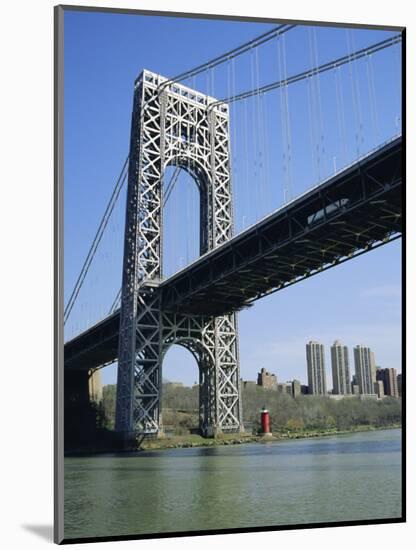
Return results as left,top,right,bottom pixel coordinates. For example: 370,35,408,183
22,524,53,542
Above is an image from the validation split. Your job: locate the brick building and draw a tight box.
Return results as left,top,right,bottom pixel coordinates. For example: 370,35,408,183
257,368,278,390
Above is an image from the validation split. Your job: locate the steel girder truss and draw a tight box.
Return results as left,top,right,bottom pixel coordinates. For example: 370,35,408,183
115,70,243,437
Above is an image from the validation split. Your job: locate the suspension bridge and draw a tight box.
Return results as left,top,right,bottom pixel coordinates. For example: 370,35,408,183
63,23,403,445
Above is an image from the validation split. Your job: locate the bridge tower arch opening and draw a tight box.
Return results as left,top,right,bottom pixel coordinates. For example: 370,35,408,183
161,337,216,437
161,163,202,278
115,70,244,440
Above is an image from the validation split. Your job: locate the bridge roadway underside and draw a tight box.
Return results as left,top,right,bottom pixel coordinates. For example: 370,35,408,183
65,137,402,372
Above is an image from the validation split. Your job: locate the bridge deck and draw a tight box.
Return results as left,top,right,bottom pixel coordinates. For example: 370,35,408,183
65,137,402,370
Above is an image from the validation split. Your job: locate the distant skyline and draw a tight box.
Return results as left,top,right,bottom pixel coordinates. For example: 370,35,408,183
63,11,402,389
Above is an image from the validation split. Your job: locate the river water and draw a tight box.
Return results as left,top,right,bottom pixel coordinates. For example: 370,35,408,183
64,428,402,539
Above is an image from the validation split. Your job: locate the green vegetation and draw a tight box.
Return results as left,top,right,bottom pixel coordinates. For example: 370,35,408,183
102,384,117,430
100,382,401,438
162,382,199,410
242,384,401,433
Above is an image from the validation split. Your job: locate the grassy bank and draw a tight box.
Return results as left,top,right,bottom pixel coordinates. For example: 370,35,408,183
140,423,401,451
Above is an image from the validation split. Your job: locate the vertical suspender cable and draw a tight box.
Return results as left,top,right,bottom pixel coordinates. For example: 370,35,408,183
231,56,239,232
395,40,401,133
351,31,364,151
369,54,380,141
312,28,326,177
365,54,376,146
206,67,210,97
308,29,320,182
334,65,348,167
277,34,292,203
243,97,249,228
250,46,259,220
277,36,286,202
255,46,265,213
347,29,363,158
307,75,317,184
261,91,270,210
282,34,293,200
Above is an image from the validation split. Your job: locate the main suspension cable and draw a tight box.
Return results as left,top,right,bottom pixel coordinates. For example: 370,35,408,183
64,156,129,325
157,24,295,92
211,34,401,107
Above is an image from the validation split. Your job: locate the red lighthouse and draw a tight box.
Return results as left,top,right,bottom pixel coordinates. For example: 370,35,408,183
260,407,271,434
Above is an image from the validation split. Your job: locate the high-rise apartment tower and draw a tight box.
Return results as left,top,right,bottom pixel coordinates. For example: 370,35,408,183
306,341,327,395
354,345,376,395
331,340,351,395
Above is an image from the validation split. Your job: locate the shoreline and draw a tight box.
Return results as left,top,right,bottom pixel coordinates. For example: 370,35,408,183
139,424,401,452
64,424,401,456
65,423,401,456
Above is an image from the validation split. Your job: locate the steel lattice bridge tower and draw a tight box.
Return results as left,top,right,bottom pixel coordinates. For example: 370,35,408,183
116,70,244,439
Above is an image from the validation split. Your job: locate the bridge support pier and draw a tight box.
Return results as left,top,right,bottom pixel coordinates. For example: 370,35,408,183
64,370,99,451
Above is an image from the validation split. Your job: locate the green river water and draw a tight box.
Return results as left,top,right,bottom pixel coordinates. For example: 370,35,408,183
64,428,402,539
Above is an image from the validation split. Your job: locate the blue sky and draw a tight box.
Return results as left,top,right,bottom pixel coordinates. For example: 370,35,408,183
63,10,402,388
